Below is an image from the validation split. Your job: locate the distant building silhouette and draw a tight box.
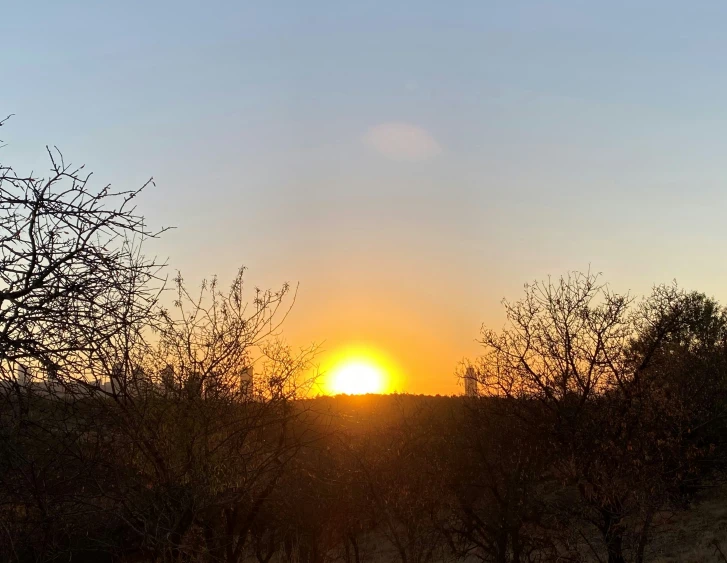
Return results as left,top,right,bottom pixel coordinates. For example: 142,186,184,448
240,365,253,396
160,364,177,393
464,366,478,397
15,363,30,385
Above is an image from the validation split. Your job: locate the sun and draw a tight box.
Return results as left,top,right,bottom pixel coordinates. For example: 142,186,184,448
324,346,399,395
329,361,385,395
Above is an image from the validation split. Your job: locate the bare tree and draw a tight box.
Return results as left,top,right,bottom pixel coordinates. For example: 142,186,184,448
91,269,318,562
0,119,317,563
0,116,168,561
0,116,166,390
441,392,565,563
474,271,727,563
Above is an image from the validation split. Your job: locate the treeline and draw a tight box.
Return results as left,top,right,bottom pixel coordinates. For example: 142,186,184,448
2,120,727,563
237,276,727,563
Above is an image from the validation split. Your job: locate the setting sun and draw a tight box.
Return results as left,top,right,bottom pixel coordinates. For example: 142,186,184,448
329,361,384,395
323,345,401,395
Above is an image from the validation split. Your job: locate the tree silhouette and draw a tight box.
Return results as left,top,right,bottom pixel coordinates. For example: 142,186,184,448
474,272,727,563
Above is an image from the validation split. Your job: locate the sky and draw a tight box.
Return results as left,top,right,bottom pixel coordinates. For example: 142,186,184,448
4,1,727,394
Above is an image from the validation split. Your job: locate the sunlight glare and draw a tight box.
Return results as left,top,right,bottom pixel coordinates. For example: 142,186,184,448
324,345,401,395
329,361,384,395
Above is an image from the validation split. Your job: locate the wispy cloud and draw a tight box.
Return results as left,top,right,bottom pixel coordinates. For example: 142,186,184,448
364,122,442,162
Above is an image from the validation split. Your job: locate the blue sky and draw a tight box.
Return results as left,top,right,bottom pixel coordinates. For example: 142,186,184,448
4,1,727,393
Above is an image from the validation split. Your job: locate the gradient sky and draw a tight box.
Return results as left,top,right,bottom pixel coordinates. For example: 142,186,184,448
4,1,727,394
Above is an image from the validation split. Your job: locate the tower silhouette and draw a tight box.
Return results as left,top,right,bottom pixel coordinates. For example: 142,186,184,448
464,366,478,397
